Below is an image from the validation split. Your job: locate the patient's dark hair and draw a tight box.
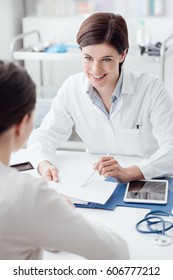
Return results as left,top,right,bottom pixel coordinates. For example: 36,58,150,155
77,12,129,69
0,61,36,134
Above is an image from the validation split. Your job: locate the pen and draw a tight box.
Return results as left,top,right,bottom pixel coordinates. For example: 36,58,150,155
81,153,110,188
80,170,97,188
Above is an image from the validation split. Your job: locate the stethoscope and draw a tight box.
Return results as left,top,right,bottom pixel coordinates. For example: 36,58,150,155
136,210,173,246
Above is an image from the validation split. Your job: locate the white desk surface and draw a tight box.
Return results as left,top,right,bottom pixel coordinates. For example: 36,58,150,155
10,149,173,260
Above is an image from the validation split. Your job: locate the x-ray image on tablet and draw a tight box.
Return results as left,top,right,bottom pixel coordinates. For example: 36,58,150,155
124,180,168,204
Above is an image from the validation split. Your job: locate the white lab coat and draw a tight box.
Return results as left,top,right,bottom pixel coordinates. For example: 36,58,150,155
27,69,173,179
0,162,128,260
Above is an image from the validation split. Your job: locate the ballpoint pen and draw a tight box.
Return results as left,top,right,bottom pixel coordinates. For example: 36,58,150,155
81,153,110,187
80,170,97,188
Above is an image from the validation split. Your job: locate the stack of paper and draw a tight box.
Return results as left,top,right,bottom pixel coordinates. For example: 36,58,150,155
49,175,117,205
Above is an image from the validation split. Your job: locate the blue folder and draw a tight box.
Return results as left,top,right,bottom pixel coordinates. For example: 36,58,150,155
75,177,173,212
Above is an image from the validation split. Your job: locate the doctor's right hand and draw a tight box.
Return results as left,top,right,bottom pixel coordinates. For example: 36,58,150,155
38,160,59,182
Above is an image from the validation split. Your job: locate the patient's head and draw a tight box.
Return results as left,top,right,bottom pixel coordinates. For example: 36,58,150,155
0,61,36,135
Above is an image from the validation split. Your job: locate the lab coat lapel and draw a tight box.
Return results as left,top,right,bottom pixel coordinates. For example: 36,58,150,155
110,69,135,121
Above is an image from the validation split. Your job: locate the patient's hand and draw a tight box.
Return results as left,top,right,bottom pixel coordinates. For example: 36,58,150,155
38,160,59,182
61,194,75,208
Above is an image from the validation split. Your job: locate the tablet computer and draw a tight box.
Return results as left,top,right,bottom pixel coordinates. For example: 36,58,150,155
123,180,168,204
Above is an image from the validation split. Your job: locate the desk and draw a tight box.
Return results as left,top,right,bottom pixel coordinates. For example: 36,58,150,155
10,150,173,260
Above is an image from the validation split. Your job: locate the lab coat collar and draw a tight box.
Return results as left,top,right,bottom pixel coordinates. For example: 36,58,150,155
112,69,123,100
121,68,135,95
85,80,92,97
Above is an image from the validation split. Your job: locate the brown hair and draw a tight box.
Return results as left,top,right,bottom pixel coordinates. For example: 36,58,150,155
0,61,36,134
77,12,129,68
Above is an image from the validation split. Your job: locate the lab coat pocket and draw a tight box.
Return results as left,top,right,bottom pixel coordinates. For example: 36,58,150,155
140,121,158,156
118,122,158,156
118,128,141,155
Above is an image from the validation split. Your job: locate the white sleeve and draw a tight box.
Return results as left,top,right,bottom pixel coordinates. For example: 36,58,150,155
30,182,129,260
137,80,173,179
27,81,74,169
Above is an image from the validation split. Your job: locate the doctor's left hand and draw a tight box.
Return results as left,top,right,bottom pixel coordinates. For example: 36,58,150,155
93,155,144,183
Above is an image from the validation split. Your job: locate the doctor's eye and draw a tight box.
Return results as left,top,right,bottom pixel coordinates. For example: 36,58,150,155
84,56,93,61
102,57,112,62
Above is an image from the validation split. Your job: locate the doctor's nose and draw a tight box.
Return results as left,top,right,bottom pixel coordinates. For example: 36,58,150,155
91,61,102,74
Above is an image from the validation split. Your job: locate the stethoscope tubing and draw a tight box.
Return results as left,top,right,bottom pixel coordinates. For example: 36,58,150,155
136,210,173,235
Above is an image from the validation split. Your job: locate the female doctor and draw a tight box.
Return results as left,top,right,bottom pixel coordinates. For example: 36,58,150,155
27,12,173,183
0,61,128,259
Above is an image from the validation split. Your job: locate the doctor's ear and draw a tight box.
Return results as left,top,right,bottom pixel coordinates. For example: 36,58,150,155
120,49,128,63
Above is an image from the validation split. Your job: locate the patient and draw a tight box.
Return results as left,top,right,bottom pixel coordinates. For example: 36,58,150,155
0,61,129,260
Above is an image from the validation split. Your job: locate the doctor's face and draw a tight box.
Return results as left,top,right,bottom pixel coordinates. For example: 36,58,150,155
82,43,126,93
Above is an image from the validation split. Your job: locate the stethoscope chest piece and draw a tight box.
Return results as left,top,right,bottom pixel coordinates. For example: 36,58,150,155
155,235,172,246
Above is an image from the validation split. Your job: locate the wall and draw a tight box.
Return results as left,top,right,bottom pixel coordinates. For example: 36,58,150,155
0,0,24,60
23,0,36,16
31,0,173,18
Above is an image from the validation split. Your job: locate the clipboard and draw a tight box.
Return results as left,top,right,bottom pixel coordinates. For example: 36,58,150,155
75,177,173,211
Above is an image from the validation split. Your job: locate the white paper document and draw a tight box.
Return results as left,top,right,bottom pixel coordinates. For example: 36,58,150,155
49,178,117,205
69,197,89,205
